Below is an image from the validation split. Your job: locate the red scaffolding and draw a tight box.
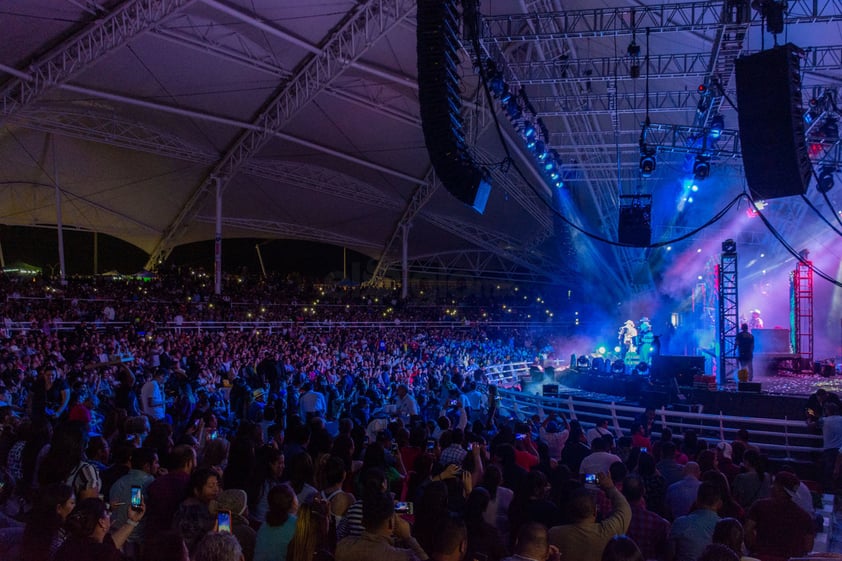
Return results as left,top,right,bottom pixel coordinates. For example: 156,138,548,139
792,261,814,367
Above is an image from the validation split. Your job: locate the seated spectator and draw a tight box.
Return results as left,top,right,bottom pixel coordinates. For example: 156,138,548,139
622,475,670,561
665,462,701,520
39,421,101,500
635,452,667,517
744,471,814,561
501,522,560,561
193,532,244,561
286,499,334,561
254,484,298,561
478,464,514,544
655,442,684,487
601,535,644,561
21,483,75,561
335,490,428,561
141,530,190,561
731,450,771,509
216,489,256,561
109,447,158,556
318,455,355,520
427,517,468,561
54,496,145,561
711,518,754,561
464,488,509,561
668,481,722,561
698,543,740,561
248,445,284,524
701,471,744,522
548,472,630,561
172,467,220,553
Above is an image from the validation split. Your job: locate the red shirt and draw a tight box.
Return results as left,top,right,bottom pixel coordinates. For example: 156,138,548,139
514,449,539,471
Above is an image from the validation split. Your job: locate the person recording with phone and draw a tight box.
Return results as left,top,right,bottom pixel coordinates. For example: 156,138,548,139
54,496,146,561
108,447,158,557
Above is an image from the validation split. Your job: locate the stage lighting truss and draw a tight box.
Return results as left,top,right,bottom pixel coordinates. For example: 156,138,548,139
485,60,566,189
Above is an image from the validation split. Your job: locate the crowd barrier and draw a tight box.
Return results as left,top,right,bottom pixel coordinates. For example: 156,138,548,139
483,361,823,462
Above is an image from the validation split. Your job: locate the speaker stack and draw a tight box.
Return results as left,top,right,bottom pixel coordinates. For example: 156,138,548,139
417,0,490,213
735,44,812,200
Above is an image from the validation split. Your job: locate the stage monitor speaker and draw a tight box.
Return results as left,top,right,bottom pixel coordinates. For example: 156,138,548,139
738,382,762,393
543,384,559,397
651,355,706,387
735,44,811,200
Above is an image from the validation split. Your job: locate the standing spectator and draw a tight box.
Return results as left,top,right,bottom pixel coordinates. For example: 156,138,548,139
464,488,509,561
478,464,514,544
821,402,842,490
249,445,284,524
255,484,298,561
141,369,167,421
560,422,591,474
427,517,468,561
665,462,701,520
300,383,327,420
622,476,671,561
548,472,631,561
146,444,195,533
539,416,568,461
579,435,621,476
744,471,814,561
668,481,721,561
286,499,334,561
393,384,419,423
587,419,614,446
601,536,644,561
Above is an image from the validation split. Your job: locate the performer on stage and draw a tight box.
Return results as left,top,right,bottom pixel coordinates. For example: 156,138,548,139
618,320,638,358
637,317,655,364
749,309,764,330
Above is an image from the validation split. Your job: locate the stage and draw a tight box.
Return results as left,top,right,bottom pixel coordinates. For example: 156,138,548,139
537,363,842,420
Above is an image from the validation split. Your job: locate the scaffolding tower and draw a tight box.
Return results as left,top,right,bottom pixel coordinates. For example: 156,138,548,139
718,240,739,386
792,260,814,368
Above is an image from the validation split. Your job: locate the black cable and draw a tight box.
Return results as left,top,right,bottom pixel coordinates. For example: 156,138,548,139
800,192,842,236
749,195,842,288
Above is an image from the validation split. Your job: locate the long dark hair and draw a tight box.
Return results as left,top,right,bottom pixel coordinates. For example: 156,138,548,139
38,421,88,487
251,445,282,504
22,483,72,561
265,483,296,527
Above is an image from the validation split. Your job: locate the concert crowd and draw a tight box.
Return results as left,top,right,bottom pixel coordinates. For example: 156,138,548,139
0,272,825,561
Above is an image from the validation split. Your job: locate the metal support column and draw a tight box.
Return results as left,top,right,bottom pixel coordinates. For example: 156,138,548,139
718,240,739,385
401,223,410,300
792,260,814,368
52,136,66,283
214,176,222,295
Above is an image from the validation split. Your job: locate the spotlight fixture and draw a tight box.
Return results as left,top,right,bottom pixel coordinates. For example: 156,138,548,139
709,114,724,139
817,166,836,193
693,155,711,180
722,239,737,255
627,39,641,79
639,150,656,177
821,118,839,141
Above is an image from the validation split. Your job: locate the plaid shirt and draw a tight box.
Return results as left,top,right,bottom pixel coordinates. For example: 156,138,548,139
627,503,671,561
438,444,467,468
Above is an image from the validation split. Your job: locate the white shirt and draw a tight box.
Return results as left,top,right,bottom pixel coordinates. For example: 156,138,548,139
579,451,622,475
300,390,327,417
141,379,165,420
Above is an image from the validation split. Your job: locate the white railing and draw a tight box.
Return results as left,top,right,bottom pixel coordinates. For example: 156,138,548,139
484,363,823,460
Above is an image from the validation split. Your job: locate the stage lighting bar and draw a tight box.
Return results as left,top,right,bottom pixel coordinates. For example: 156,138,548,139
485,59,566,189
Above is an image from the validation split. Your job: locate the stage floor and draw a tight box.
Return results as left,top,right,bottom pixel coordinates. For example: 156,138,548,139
738,369,842,397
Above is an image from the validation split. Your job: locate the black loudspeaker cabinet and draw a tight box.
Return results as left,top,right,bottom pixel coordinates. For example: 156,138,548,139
738,382,762,393
618,205,651,247
542,384,559,397
651,355,706,387
735,44,812,200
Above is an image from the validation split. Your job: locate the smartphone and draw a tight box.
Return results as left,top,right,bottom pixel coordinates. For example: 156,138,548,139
394,501,414,515
217,510,232,533
130,485,143,511
467,442,474,451
515,433,527,441
640,447,648,454
584,473,599,485
449,399,458,407
426,439,436,451
208,430,218,441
